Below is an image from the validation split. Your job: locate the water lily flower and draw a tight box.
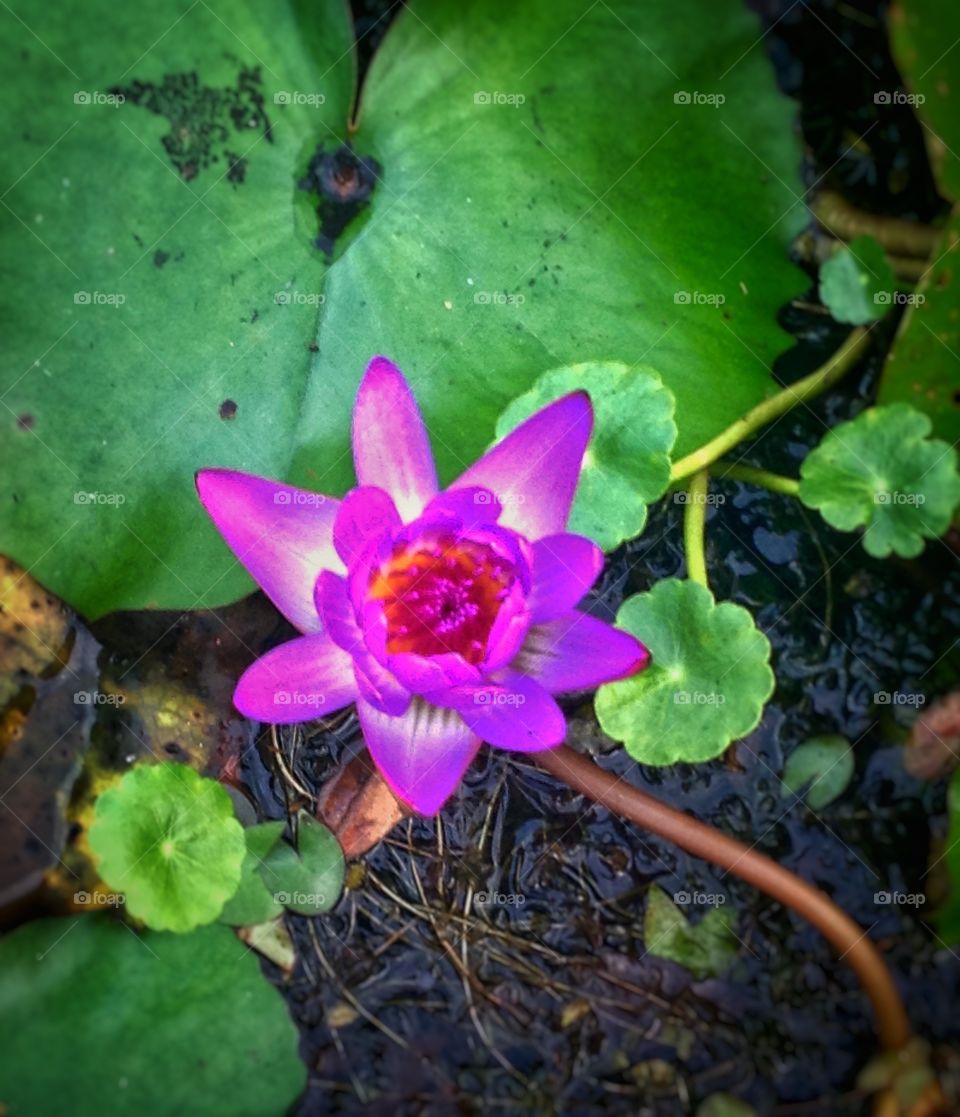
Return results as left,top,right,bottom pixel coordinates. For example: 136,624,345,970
196,357,649,814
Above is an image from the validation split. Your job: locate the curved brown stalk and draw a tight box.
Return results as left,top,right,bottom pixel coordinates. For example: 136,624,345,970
534,744,911,1053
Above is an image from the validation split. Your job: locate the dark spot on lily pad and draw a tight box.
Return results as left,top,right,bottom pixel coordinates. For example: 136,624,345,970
218,399,237,420
153,250,169,269
16,414,34,430
110,67,272,183
298,143,381,260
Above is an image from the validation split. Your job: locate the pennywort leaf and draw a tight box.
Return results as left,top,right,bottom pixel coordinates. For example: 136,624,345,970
799,403,960,558
596,579,774,765
88,764,245,932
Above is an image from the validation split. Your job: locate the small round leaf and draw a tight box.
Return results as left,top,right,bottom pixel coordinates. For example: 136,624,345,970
818,235,895,325
259,812,345,915
781,735,854,810
495,362,677,551
218,821,286,927
596,579,774,765
88,764,246,933
799,403,960,558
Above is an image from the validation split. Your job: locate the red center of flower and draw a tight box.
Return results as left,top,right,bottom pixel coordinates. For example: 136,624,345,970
368,535,515,663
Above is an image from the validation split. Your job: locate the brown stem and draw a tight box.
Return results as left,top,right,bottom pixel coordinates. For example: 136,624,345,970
812,190,940,259
534,745,911,1052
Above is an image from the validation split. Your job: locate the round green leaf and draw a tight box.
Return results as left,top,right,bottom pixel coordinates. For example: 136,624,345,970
0,917,306,1117
495,362,676,550
218,821,286,927
2,0,805,618
818,235,895,325
88,764,246,932
259,812,344,915
799,403,960,558
596,579,774,765
781,735,854,811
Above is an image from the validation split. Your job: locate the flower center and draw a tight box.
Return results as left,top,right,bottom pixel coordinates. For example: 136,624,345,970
368,534,515,663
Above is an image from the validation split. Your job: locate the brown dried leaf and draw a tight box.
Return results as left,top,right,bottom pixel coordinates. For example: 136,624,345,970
316,751,407,859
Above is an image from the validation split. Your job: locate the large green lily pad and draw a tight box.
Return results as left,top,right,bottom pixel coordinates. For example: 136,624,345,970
2,0,805,617
0,916,306,1117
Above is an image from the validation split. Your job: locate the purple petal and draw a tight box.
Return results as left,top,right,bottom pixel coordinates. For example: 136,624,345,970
519,612,650,693
315,572,411,716
432,671,566,751
333,486,400,567
387,649,481,692
353,356,438,521
480,586,531,672
527,534,604,621
421,486,502,531
234,634,357,724
448,392,593,540
357,697,481,814
196,469,341,633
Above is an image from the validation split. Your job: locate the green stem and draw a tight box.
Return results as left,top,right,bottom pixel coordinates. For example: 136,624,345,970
716,462,801,496
670,327,870,483
683,470,709,588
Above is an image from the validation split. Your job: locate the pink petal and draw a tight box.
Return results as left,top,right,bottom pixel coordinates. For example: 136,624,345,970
431,671,566,751
447,392,593,540
353,356,438,522
315,572,411,716
421,486,502,531
519,612,649,693
527,534,604,621
357,697,481,815
333,486,400,567
234,634,357,724
196,469,341,634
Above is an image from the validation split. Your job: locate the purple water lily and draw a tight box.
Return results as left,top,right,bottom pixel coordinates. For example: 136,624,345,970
196,357,649,814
